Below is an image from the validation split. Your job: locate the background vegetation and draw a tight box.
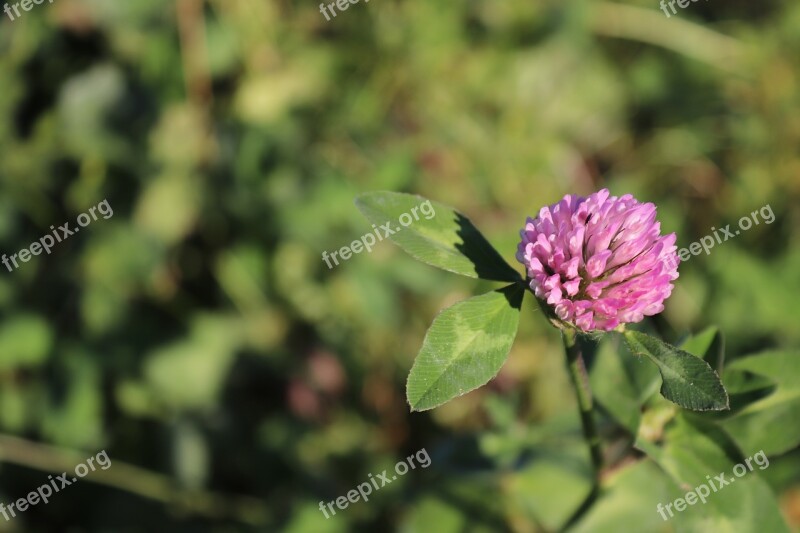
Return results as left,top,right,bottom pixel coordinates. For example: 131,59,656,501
0,0,798,530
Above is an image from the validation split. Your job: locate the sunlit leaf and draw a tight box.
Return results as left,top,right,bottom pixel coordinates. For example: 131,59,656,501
407,284,523,411
355,192,521,282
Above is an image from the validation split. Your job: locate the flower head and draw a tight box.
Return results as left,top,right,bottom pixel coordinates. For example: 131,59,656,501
516,189,678,332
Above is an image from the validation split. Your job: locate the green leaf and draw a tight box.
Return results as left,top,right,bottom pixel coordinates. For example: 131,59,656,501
406,284,523,411
570,460,679,533
721,350,800,456
355,191,521,282
506,442,594,531
623,331,729,412
635,415,789,533
679,326,725,374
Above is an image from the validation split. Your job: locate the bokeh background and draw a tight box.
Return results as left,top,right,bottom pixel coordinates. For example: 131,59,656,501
0,0,799,531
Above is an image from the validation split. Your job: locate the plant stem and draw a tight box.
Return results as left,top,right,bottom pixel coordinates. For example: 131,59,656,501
589,2,745,74
562,328,603,480
0,433,268,525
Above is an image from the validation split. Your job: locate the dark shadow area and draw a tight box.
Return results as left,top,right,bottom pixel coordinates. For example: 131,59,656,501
454,212,522,282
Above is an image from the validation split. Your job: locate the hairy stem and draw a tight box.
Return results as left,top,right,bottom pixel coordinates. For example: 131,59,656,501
562,328,603,480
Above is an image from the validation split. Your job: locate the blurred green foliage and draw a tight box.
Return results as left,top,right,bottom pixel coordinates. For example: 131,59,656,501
0,0,799,531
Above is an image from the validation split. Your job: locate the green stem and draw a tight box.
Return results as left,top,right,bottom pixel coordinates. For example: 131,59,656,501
0,434,268,526
562,328,603,480
589,2,746,74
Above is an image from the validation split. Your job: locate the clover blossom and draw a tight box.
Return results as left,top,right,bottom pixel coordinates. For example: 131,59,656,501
516,189,679,332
